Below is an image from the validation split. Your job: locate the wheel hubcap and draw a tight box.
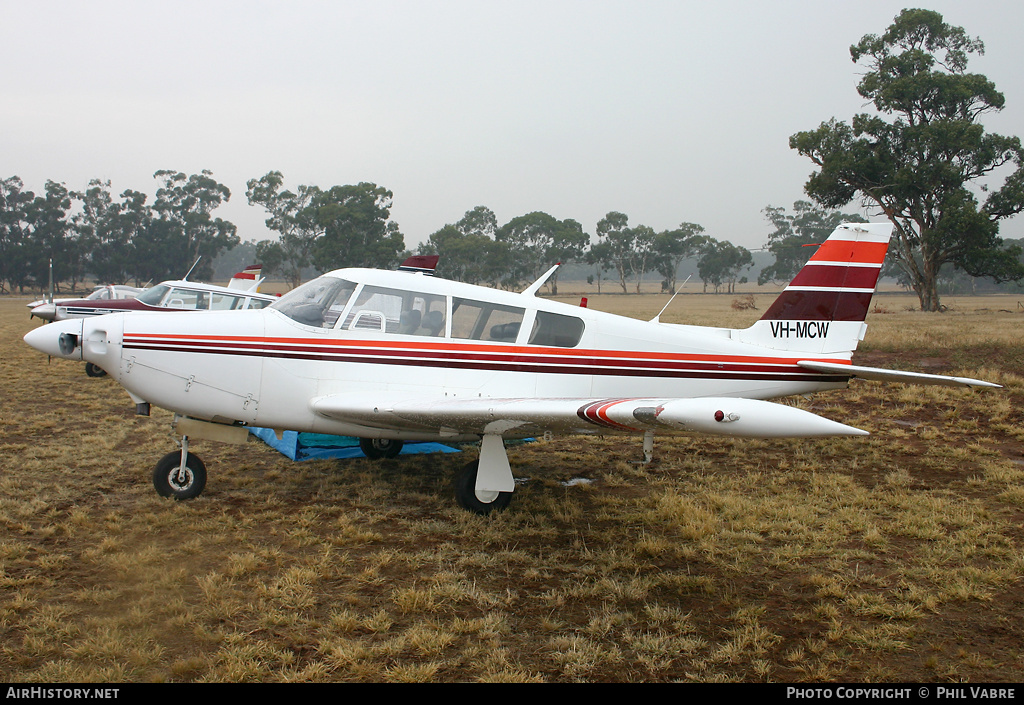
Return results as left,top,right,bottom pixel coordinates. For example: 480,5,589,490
474,488,500,503
170,469,193,491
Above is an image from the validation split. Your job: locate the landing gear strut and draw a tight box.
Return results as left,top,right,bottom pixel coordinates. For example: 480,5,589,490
454,434,515,514
454,459,513,514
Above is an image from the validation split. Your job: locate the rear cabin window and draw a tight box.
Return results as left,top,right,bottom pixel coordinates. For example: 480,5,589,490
529,311,585,347
343,285,447,335
451,299,525,342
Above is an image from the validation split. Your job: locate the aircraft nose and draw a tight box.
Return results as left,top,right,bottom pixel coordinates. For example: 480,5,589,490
24,319,84,360
30,303,57,321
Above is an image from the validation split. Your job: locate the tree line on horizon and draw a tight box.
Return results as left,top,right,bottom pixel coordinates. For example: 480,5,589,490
4,11,1024,310
0,166,808,299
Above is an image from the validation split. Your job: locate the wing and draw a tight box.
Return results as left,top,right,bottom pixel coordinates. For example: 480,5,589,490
797,361,1001,388
309,395,869,439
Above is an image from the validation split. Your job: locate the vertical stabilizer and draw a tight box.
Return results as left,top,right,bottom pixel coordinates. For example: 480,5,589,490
737,223,893,355
228,265,264,292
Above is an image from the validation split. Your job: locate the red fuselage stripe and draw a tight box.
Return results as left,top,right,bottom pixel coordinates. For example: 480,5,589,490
121,336,850,382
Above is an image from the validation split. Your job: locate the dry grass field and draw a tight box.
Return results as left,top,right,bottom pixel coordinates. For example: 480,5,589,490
1,288,1023,683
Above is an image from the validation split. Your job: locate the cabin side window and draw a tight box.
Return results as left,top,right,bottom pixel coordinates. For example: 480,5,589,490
451,299,525,342
343,285,447,335
164,288,210,310
529,311,585,347
271,276,357,328
210,293,245,310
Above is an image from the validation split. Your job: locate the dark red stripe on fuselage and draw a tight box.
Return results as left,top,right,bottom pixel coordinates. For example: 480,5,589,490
121,338,849,383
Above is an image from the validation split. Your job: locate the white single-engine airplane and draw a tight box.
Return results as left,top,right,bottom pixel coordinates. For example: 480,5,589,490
23,223,1000,513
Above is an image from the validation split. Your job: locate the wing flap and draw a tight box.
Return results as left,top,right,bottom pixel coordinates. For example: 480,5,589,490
797,360,1001,388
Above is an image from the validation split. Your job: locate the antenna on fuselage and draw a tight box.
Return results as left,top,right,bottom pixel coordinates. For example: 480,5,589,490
650,275,691,323
522,263,561,297
183,256,202,281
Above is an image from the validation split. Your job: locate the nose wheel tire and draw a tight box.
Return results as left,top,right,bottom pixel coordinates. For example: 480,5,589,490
84,362,107,377
359,438,404,460
454,460,513,514
153,451,207,500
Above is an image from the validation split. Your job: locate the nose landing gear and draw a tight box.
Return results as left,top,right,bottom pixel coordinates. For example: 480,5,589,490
152,436,207,500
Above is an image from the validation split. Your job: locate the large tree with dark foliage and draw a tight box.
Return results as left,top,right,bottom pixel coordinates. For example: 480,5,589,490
790,8,1024,310
149,170,239,282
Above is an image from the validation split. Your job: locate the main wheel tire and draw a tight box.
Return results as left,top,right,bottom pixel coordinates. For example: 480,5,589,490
152,450,207,500
454,459,513,514
84,362,107,377
359,438,404,460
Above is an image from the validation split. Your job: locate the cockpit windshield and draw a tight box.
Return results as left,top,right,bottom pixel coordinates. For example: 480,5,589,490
271,276,358,328
136,284,170,306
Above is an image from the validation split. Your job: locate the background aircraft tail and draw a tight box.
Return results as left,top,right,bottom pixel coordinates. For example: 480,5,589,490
228,265,265,291
736,222,893,355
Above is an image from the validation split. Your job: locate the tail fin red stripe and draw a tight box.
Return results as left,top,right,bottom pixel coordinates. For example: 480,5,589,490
760,291,874,322
789,264,883,290
809,240,889,265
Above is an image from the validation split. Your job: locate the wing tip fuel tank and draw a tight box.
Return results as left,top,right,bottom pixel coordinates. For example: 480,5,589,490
641,398,869,438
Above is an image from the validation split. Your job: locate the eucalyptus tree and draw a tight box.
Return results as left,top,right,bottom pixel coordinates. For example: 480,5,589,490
595,211,637,293
790,8,1024,310
418,207,510,285
73,180,153,286
0,176,35,293
0,178,75,293
246,171,321,287
696,238,753,294
150,170,239,282
652,222,705,292
309,182,405,272
496,211,588,293
248,174,405,280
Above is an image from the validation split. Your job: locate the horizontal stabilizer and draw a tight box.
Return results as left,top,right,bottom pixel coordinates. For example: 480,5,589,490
797,361,1001,388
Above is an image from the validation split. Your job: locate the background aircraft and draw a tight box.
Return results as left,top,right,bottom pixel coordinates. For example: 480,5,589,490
28,285,145,321
29,265,275,377
23,224,999,513
29,265,273,323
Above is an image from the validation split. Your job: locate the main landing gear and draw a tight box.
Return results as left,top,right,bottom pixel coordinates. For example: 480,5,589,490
454,435,516,515
359,437,404,459
454,459,513,513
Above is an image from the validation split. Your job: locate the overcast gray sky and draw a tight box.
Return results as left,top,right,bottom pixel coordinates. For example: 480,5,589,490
4,0,1024,251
